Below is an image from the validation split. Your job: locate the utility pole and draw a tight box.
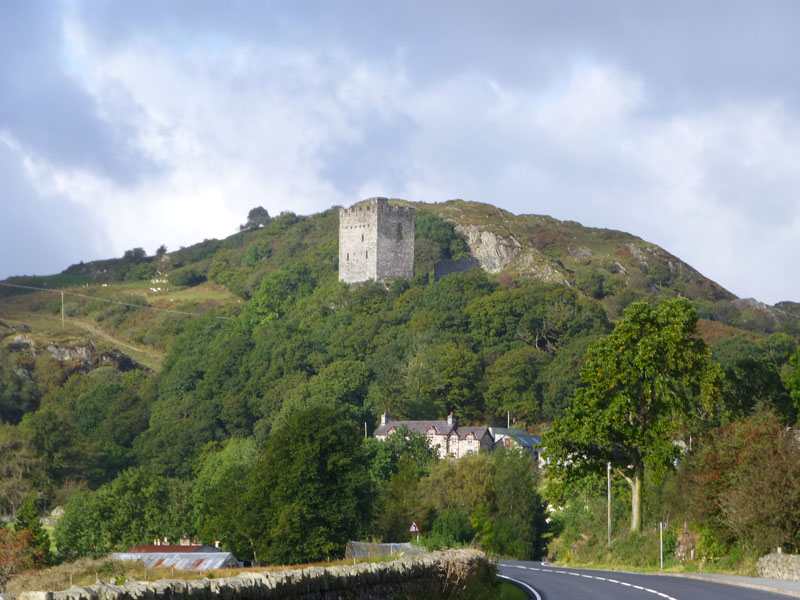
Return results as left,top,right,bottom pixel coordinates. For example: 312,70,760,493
61,292,65,329
607,462,612,546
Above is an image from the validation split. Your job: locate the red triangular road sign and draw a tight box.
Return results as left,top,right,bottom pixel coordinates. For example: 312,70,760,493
409,520,420,533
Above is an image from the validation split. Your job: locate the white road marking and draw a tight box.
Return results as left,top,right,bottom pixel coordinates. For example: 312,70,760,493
504,564,680,600
497,574,543,600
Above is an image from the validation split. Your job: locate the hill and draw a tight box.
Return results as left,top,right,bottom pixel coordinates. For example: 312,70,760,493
1,199,798,567
1,199,797,384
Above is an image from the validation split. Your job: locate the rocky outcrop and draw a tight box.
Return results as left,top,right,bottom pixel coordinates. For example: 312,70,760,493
17,550,490,600
758,552,800,580
5,336,151,379
455,225,522,273
454,224,570,284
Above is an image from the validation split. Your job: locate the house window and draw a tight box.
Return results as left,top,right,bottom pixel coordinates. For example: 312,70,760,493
365,250,368,259
346,253,349,261
362,233,364,242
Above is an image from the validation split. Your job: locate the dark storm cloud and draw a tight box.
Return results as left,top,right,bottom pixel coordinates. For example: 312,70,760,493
0,144,106,277
0,0,155,184
71,0,800,111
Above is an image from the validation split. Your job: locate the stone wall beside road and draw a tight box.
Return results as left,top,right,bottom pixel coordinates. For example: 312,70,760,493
758,552,800,581
18,549,489,600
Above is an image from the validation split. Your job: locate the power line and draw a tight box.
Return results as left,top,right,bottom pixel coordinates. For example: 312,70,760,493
0,281,236,321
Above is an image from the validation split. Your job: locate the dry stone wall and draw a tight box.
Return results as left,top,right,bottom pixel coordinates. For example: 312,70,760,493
18,550,488,600
758,552,800,581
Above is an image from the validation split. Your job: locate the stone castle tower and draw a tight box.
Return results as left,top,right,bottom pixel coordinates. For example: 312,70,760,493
339,198,415,284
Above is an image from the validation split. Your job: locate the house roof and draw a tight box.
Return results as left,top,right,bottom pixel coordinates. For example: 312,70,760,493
374,420,455,437
456,427,491,439
375,421,490,440
511,433,542,448
111,552,240,570
489,428,542,449
128,545,219,553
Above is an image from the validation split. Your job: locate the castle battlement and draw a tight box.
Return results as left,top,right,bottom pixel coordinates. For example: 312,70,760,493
339,198,415,284
339,197,413,219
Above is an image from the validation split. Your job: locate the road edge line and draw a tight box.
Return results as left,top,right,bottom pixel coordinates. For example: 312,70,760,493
497,574,543,600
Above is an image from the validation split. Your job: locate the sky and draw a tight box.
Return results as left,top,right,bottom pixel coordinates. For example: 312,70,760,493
2,1,799,304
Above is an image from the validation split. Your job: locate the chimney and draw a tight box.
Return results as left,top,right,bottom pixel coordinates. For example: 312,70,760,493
381,412,388,426
447,412,456,427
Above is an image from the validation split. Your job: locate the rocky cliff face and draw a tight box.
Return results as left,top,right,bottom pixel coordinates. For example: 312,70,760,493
413,199,735,302
4,334,150,380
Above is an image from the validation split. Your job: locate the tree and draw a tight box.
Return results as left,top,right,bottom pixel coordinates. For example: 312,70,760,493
0,529,41,593
122,247,147,263
421,449,547,559
487,449,547,558
0,425,43,517
155,244,168,256
234,406,375,564
15,493,50,565
191,439,258,558
170,266,206,287
682,410,800,554
784,349,800,415
364,429,440,485
53,468,194,561
711,337,793,421
377,456,433,543
484,346,549,423
545,298,722,531
240,206,270,232
408,342,483,419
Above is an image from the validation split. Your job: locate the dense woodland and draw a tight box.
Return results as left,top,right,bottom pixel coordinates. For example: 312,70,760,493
2,203,800,578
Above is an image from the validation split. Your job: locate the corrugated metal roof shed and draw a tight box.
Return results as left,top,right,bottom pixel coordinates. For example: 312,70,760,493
128,545,219,553
110,552,242,570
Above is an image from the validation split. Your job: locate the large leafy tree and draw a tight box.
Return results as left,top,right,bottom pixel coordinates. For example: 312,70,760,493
240,206,270,232
545,298,722,531
235,405,375,564
191,438,258,559
15,493,50,565
53,468,193,561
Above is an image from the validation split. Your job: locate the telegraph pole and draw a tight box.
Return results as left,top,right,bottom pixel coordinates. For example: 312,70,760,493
61,292,65,329
607,462,612,546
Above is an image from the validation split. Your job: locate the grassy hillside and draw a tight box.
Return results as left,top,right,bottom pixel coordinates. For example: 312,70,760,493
2,200,797,382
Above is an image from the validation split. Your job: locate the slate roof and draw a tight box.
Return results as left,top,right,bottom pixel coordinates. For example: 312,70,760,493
453,427,491,439
374,420,454,437
375,421,490,440
489,428,542,448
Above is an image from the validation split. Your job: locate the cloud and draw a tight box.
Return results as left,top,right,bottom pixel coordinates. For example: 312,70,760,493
0,135,106,276
2,1,800,305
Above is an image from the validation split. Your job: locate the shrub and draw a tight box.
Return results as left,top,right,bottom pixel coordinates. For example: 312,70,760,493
170,266,206,287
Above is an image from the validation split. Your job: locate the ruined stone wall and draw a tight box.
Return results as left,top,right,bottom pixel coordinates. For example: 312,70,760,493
339,198,414,284
18,550,489,600
433,257,481,281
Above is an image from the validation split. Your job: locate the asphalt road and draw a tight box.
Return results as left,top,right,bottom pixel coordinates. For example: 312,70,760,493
499,561,792,600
